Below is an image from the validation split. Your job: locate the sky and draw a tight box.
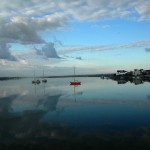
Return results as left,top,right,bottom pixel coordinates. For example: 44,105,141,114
0,0,150,77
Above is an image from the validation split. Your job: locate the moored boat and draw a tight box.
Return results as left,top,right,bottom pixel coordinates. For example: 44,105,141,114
70,66,81,86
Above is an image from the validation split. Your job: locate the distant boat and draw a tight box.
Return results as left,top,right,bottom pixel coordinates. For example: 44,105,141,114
36,79,41,84
32,70,41,84
42,69,47,83
70,67,81,85
42,79,47,83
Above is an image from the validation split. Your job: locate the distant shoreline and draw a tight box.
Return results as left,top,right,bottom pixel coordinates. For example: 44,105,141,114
0,74,113,80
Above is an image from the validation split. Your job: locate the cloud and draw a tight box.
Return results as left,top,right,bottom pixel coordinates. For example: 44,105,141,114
34,47,43,56
102,25,111,29
57,0,150,21
0,17,42,60
0,17,44,44
34,42,60,59
145,48,150,52
91,24,111,29
0,13,67,60
0,14,67,44
60,40,150,54
42,43,60,59
0,41,17,61
0,1,149,64
53,36,63,46
0,0,150,22
76,57,82,60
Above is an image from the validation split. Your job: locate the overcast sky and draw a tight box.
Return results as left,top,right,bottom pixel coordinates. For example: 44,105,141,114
0,0,150,77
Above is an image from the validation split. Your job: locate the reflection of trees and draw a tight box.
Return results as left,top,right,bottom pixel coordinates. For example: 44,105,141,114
106,75,150,85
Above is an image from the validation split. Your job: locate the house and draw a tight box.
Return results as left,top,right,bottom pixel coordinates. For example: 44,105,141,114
116,70,127,76
133,69,143,76
143,70,150,75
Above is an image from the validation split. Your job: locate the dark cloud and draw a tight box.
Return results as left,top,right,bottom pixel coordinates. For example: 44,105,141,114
42,43,60,59
145,48,150,52
0,14,67,44
0,41,17,61
53,36,63,46
0,15,67,60
34,47,43,55
34,42,60,59
76,57,82,60
0,17,44,60
62,55,82,60
0,17,44,44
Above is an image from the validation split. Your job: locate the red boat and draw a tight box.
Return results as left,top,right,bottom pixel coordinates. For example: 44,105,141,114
70,67,81,86
70,81,81,85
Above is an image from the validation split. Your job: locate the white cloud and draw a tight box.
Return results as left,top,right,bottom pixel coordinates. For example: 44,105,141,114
59,40,150,54
101,25,111,29
0,0,149,51
0,14,67,44
0,13,67,60
133,0,150,21
0,0,150,73
0,0,150,21
91,24,111,29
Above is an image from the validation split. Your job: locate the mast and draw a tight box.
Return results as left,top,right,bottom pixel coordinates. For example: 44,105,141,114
74,66,75,81
34,70,35,80
43,69,44,78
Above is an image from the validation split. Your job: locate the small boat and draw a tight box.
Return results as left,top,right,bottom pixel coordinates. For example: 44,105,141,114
32,80,36,84
32,70,41,84
70,67,81,85
42,79,47,83
70,80,81,85
32,79,41,84
36,79,40,84
42,69,47,83
32,70,36,84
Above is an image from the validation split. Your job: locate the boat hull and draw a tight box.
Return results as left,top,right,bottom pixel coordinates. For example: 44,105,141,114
70,81,81,85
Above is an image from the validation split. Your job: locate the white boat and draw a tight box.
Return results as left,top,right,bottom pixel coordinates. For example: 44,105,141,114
32,70,41,84
42,69,47,83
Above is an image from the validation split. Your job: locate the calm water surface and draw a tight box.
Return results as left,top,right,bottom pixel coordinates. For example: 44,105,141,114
0,77,150,149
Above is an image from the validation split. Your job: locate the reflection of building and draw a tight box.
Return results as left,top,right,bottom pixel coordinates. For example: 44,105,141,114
117,80,128,84
132,78,143,85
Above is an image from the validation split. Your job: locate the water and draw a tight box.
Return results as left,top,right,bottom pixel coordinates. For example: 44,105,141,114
0,77,150,149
